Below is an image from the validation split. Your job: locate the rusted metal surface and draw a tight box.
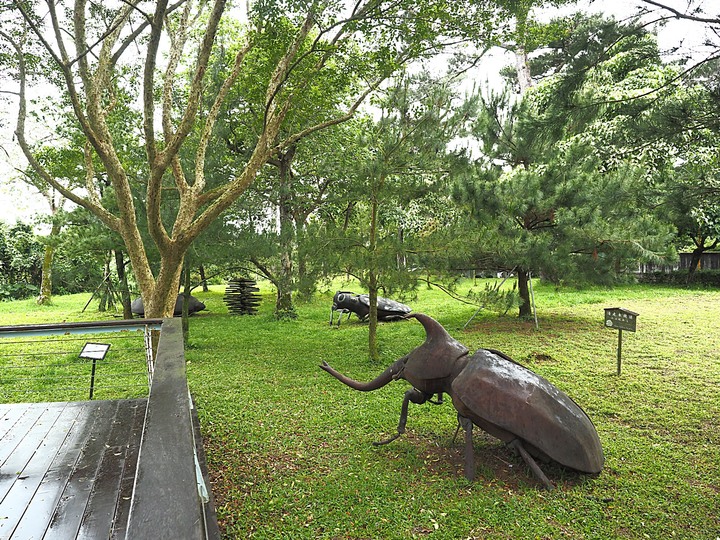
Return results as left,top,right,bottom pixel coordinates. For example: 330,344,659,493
321,313,604,488
452,349,603,473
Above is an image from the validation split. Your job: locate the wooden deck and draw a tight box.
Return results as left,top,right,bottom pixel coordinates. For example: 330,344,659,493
0,318,220,540
0,399,147,539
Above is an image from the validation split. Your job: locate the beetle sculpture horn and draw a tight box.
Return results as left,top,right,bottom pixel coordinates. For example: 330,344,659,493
403,313,469,379
320,358,405,391
321,312,604,489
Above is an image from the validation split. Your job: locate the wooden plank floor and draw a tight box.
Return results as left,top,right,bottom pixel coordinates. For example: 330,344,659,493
0,399,147,540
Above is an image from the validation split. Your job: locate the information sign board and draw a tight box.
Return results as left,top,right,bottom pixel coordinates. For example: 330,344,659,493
604,307,638,333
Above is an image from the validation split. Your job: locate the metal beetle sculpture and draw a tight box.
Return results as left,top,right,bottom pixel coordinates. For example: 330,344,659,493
321,313,604,489
330,291,411,326
131,294,206,317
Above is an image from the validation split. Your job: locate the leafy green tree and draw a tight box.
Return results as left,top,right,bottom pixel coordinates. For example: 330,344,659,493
221,118,364,318
3,0,503,318
20,142,84,305
660,151,720,279
0,222,44,300
618,55,720,278
456,15,678,317
555,12,720,280
210,19,371,318
322,71,477,358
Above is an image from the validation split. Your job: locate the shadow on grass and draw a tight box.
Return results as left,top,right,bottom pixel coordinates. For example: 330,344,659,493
372,430,592,492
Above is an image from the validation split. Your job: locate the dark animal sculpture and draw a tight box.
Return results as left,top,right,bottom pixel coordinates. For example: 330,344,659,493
131,295,206,317
321,313,604,489
330,291,411,326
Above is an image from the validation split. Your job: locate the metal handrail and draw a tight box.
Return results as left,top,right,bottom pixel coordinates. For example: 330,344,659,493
0,318,163,338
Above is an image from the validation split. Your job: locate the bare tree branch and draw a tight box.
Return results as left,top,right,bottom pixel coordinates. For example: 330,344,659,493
640,0,720,25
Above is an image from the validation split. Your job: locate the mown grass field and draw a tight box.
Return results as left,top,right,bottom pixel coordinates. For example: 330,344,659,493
1,280,719,539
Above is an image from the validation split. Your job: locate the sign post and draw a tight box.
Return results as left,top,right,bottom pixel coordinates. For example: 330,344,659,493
79,342,111,399
604,308,638,375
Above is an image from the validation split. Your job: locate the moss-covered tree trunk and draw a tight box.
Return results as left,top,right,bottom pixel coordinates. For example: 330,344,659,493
517,267,532,318
275,147,298,319
368,195,380,361
115,250,133,319
36,219,61,305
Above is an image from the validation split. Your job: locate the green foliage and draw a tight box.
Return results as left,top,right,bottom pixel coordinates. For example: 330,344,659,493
638,269,720,287
467,279,520,315
0,216,107,300
0,222,43,300
323,70,478,284
454,15,679,314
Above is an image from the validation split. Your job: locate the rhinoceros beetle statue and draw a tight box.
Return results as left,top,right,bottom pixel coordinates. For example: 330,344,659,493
330,291,411,327
321,313,603,489
131,294,206,317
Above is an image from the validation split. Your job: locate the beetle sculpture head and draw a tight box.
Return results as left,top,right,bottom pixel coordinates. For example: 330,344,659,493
321,313,604,489
330,291,369,326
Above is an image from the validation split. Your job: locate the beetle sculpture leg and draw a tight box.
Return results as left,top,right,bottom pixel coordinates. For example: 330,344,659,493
458,415,476,481
373,388,428,446
509,439,554,490
330,308,351,327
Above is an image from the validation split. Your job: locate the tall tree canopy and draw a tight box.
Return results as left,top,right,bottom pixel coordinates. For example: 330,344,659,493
1,0,505,317
455,14,678,317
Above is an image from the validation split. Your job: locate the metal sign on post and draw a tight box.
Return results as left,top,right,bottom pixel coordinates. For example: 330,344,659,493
80,342,111,399
604,307,638,375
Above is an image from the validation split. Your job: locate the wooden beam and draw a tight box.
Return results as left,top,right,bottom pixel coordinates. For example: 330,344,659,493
126,318,209,539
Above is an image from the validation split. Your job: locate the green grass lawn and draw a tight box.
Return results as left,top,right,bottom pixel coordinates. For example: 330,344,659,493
1,280,719,539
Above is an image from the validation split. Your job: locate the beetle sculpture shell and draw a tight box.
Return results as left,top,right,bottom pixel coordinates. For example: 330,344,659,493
131,294,206,317
321,312,604,487
452,349,604,473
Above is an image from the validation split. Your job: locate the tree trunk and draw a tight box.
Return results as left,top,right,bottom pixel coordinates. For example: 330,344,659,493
199,265,209,292
142,254,185,319
275,147,298,319
115,250,133,319
515,9,534,320
687,244,707,279
515,45,533,92
517,267,532,318
514,6,534,93
368,196,380,361
368,272,379,362
182,261,191,344
37,219,62,305
98,253,113,312
36,244,55,305
294,215,312,299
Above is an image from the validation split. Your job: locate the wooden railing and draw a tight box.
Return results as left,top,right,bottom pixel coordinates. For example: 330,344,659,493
126,317,220,539
0,317,219,539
